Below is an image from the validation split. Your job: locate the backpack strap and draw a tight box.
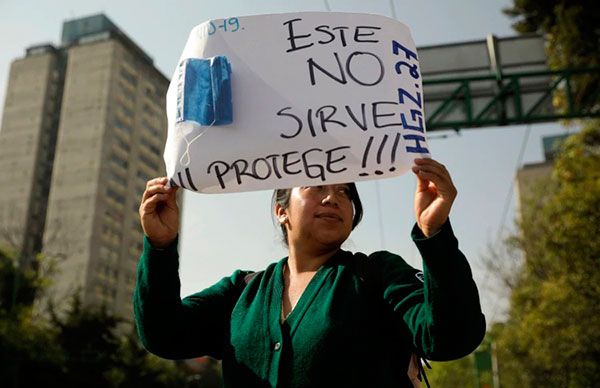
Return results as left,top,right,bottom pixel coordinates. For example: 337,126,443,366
243,271,262,285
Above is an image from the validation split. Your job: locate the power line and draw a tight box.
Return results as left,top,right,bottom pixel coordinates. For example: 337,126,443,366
388,0,398,19
498,124,531,235
323,0,331,12
486,124,532,324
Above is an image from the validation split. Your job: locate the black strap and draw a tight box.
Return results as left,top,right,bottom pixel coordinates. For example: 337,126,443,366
243,271,261,285
417,357,432,388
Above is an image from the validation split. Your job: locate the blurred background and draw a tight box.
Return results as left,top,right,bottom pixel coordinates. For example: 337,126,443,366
0,1,598,387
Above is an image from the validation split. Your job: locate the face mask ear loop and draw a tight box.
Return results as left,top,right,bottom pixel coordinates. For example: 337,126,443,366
178,118,215,167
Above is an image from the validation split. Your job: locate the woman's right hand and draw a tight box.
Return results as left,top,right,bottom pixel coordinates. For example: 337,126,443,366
139,177,179,248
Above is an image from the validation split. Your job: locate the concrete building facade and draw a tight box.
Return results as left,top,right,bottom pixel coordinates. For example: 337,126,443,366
0,45,64,262
0,14,169,321
515,134,568,213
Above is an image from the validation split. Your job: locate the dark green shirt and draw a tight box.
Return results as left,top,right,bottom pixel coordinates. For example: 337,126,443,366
134,220,485,387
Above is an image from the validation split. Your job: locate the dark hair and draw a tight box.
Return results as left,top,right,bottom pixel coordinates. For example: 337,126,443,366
271,183,363,245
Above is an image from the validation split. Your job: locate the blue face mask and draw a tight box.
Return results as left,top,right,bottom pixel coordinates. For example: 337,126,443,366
176,55,233,126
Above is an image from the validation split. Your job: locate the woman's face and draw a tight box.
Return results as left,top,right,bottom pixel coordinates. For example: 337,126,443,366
276,184,354,250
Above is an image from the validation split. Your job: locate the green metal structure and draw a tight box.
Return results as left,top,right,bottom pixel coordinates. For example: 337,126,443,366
424,67,600,131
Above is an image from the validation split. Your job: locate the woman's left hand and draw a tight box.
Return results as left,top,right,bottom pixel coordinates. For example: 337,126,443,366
411,158,457,237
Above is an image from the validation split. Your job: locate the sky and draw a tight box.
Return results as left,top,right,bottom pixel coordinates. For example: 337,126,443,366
0,0,578,324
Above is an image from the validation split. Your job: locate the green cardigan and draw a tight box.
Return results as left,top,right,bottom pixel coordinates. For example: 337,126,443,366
134,220,485,387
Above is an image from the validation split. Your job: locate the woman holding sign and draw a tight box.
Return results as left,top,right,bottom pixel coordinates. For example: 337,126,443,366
134,157,485,388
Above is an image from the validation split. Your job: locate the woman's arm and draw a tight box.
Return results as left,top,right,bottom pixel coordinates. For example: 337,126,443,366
133,236,246,360
134,177,244,360
375,159,485,360
374,221,486,361
139,177,179,248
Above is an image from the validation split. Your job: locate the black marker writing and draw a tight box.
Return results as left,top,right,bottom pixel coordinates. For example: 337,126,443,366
170,168,198,191
359,133,402,176
307,51,384,86
276,101,402,139
284,19,381,53
207,146,351,189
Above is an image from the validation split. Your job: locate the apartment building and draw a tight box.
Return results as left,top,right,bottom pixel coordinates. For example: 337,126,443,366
0,14,171,321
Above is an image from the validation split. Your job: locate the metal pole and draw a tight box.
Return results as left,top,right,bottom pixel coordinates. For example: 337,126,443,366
486,34,507,125
473,353,481,388
492,341,500,388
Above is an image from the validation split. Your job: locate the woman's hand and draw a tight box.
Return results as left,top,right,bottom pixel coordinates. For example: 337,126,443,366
139,177,179,248
411,158,457,237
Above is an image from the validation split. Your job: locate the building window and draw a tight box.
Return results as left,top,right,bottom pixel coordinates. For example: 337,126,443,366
102,225,122,246
104,208,124,227
100,245,119,262
120,105,134,120
110,151,128,170
113,117,132,134
143,103,153,115
138,154,158,172
106,188,125,204
109,170,128,188
120,67,138,87
120,84,136,103
144,84,155,97
136,169,150,182
140,136,160,155
114,136,131,153
142,120,160,137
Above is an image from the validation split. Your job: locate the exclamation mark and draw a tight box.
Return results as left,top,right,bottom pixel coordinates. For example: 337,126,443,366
374,134,389,175
389,133,401,172
360,135,397,177
359,136,374,177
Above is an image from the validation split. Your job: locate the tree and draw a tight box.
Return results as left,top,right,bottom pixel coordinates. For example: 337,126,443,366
426,356,476,388
495,123,600,386
48,295,125,387
0,248,62,387
504,0,599,114
0,248,37,312
116,332,192,388
0,248,200,387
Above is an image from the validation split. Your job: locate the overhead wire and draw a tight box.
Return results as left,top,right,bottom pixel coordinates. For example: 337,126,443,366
389,0,398,19
498,124,532,235
485,123,532,324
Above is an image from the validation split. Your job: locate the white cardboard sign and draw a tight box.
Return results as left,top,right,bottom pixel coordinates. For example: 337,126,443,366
164,12,430,193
